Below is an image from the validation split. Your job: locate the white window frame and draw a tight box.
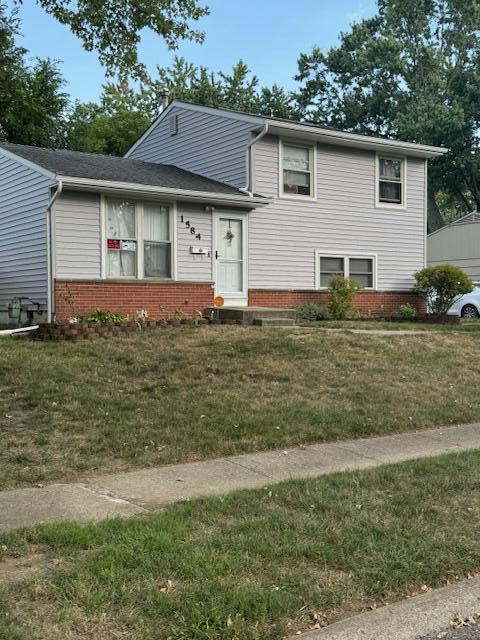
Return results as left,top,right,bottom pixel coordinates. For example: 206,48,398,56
279,139,317,200
101,195,177,281
315,250,377,290
375,153,407,209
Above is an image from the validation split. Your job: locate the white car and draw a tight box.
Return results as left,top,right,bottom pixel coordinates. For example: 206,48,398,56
448,282,480,317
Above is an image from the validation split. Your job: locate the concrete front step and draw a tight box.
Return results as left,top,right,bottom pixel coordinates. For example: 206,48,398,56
253,318,296,327
204,306,296,325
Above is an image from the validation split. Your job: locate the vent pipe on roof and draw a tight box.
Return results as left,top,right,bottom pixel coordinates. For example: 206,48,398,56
160,87,170,112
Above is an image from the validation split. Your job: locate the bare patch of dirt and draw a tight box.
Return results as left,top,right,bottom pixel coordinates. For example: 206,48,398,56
0,551,52,583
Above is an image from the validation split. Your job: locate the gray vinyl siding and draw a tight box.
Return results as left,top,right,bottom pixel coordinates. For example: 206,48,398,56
128,105,253,188
53,190,101,279
176,203,212,281
0,153,52,309
250,136,426,291
427,222,480,281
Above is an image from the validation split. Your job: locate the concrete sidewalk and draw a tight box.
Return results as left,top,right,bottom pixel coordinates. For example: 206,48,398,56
294,576,480,640
1,422,479,532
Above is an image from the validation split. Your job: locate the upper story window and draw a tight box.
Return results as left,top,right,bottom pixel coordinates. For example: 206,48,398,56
105,199,172,280
281,142,315,198
377,156,405,206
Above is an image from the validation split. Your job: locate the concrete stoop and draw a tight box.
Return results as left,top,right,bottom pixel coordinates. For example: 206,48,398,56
205,306,296,325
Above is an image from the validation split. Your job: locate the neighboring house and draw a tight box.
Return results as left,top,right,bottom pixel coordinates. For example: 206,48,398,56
427,212,480,281
0,101,446,322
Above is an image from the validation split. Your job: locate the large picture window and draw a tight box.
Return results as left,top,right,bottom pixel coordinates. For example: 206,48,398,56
106,200,137,277
104,199,172,280
377,156,405,205
317,253,376,289
144,204,171,278
281,142,315,197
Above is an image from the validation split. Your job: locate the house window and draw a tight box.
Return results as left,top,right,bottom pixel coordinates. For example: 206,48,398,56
317,253,375,289
104,199,172,280
319,256,345,287
144,203,171,278
281,143,315,197
106,200,137,277
378,156,404,205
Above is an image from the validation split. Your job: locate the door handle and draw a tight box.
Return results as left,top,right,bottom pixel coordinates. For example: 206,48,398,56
215,250,219,259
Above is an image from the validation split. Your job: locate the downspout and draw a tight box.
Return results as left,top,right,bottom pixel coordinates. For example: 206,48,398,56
240,122,269,197
46,180,63,323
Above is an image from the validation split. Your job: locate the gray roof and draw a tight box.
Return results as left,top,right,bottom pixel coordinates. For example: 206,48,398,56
0,142,250,197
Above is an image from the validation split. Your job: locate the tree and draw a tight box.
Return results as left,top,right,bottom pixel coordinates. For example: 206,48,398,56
154,56,298,117
67,83,153,156
14,0,210,80
296,0,480,229
0,4,68,147
414,264,473,315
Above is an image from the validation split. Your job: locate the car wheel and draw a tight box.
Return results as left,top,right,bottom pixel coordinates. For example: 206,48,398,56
461,304,479,318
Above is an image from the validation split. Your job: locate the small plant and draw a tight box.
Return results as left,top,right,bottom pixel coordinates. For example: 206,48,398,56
397,303,417,319
328,276,361,319
86,309,126,324
295,302,330,321
414,265,473,315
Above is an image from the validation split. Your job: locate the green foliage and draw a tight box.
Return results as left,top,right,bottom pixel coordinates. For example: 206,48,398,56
397,303,417,319
67,83,152,156
154,56,300,118
14,0,210,80
295,0,480,227
0,4,68,146
414,265,473,315
328,275,361,319
85,309,126,324
295,302,330,321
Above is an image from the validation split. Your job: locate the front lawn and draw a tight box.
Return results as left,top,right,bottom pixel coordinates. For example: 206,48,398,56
1,451,479,639
1,326,480,488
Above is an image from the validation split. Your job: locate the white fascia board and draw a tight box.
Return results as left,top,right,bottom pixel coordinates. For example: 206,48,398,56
0,146,57,181
264,122,447,158
59,175,269,208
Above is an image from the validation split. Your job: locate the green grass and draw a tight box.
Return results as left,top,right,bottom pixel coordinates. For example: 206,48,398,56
1,451,480,639
302,318,480,331
1,325,480,489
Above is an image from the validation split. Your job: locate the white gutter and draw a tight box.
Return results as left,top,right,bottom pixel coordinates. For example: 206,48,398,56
58,176,269,207
46,180,63,322
0,325,39,337
241,122,269,196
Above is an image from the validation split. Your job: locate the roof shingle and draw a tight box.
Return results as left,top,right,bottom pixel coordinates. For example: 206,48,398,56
0,142,250,197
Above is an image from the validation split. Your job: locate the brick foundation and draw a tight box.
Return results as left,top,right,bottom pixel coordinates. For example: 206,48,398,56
248,289,426,316
55,280,215,320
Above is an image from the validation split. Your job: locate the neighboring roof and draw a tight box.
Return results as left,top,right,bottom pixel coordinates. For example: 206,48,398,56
0,142,260,201
126,100,448,160
428,211,480,237
452,212,480,225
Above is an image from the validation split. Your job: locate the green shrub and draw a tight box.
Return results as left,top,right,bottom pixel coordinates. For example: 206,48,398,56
329,275,361,319
86,309,126,324
397,303,417,319
414,264,473,315
295,302,331,321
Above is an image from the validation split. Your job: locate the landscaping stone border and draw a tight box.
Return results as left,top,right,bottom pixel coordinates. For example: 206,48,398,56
33,319,208,341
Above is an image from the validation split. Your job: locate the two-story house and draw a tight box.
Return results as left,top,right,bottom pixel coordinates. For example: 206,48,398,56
0,101,446,322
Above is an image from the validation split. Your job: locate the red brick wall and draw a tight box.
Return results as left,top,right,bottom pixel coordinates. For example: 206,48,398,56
55,280,214,320
248,289,426,315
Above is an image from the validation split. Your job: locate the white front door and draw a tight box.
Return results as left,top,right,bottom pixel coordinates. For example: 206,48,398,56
213,213,248,306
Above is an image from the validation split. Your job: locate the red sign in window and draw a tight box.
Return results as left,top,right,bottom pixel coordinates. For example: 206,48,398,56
107,239,120,249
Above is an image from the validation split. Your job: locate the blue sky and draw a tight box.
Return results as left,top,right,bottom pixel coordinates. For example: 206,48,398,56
8,0,376,103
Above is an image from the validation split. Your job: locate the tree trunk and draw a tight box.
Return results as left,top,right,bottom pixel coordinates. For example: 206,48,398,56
427,181,444,233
